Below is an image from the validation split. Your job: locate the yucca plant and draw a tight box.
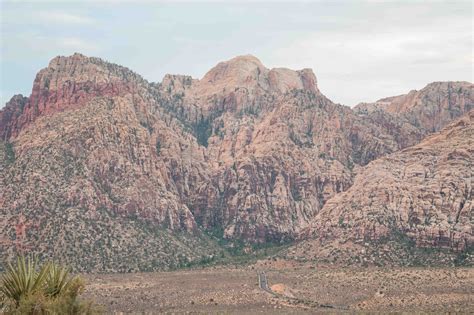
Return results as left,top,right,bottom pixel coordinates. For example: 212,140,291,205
44,263,80,299
1,256,99,314
0,256,49,307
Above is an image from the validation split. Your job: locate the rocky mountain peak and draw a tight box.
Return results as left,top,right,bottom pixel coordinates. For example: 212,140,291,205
0,53,150,140
39,53,146,89
47,52,88,67
188,54,320,107
207,54,265,74
202,55,265,82
0,94,29,141
160,74,195,95
1,52,472,270
355,81,473,144
196,54,268,94
382,81,472,114
268,67,318,94
222,54,264,67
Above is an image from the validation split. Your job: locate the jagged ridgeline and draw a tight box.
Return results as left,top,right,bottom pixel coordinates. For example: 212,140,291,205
1,53,472,271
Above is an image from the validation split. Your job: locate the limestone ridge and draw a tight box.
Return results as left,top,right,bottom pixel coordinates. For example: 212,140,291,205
1,53,472,270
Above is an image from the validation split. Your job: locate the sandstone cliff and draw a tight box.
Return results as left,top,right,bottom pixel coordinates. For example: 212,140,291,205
355,81,473,147
290,110,473,266
1,53,471,270
156,55,407,242
0,54,219,271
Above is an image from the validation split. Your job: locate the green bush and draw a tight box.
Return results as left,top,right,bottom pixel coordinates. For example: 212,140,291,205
194,117,212,147
156,140,162,155
5,142,15,164
0,256,100,314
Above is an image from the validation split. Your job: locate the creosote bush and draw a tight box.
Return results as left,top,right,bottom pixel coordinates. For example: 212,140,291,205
0,256,100,314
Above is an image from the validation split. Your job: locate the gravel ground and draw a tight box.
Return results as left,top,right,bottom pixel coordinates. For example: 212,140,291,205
82,260,474,314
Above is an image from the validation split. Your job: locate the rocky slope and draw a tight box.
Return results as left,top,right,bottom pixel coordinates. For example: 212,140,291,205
355,81,473,147
290,110,473,266
1,53,472,270
154,55,415,242
0,54,220,271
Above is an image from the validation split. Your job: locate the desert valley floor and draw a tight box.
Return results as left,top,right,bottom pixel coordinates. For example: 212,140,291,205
82,260,474,314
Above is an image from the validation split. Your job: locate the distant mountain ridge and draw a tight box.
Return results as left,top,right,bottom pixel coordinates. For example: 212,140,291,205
355,81,473,147
1,53,472,271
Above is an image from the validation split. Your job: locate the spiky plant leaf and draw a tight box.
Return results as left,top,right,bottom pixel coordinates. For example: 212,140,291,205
0,256,49,306
1,256,97,314
45,262,80,298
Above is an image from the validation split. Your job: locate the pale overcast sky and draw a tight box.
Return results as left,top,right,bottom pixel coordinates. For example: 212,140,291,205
1,0,472,107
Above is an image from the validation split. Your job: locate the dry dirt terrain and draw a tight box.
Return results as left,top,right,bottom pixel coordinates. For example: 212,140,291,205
82,260,474,314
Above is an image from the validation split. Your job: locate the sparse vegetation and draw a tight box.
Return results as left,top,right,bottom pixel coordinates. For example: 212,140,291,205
140,121,154,133
155,140,161,155
193,116,213,147
4,142,15,164
0,256,99,314
44,78,50,90
289,129,303,147
453,247,472,266
338,216,346,227
291,185,302,201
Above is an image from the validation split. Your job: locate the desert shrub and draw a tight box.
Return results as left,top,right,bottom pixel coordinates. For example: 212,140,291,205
5,142,15,164
156,140,161,155
0,256,100,314
0,256,49,307
194,117,212,147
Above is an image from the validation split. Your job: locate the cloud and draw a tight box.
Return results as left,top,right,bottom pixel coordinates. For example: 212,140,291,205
59,37,100,51
1,7,97,26
35,10,97,25
29,35,101,55
2,32,101,61
1,0,471,109
265,5,472,106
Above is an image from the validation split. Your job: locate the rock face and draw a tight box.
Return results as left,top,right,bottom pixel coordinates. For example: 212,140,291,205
0,54,147,140
291,111,473,266
355,81,473,147
0,54,218,271
1,53,472,270
156,55,405,242
0,95,29,141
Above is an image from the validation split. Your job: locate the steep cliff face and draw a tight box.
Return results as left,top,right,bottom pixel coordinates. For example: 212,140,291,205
291,111,473,265
157,55,406,242
0,53,148,140
0,95,29,141
0,54,218,271
1,53,471,270
355,81,473,148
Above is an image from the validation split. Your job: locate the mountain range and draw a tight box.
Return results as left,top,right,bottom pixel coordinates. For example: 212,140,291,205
1,53,472,271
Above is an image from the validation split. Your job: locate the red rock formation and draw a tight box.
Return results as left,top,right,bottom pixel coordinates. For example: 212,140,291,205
0,94,29,141
1,53,471,270
1,53,147,140
0,54,217,271
355,81,473,142
292,111,473,265
156,55,406,242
